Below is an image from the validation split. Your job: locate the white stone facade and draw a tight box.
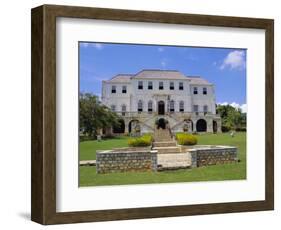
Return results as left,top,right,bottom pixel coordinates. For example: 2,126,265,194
101,70,221,134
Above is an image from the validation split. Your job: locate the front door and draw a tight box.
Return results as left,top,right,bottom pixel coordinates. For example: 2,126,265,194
158,101,165,115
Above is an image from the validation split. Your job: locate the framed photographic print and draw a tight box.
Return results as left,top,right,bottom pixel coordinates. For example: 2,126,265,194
31,4,274,225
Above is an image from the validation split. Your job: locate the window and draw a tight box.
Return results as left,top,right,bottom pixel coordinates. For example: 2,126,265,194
179,101,184,112
179,82,184,90
193,105,198,115
169,100,175,112
193,87,198,95
203,105,208,115
203,87,207,95
138,100,143,113
138,81,143,90
122,85,127,94
111,85,116,93
170,82,174,90
159,81,164,90
121,105,126,116
110,105,116,112
148,100,153,113
148,81,153,90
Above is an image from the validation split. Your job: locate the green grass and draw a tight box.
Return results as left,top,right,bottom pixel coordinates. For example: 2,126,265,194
79,132,246,187
79,136,129,161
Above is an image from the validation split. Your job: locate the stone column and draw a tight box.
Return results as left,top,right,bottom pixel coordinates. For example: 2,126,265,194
192,119,197,132
206,118,213,133
124,119,129,134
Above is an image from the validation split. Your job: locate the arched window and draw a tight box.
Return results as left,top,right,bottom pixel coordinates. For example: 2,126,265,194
138,100,143,113
170,82,174,90
179,101,184,112
122,85,127,94
110,105,116,112
169,100,175,112
121,104,126,116
203,87,207,95
148,100,153,113
111,85,116,93
179,82,184,90
193,87,198,94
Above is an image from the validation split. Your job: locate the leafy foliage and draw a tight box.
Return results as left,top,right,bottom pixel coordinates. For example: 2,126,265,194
79,93,120,137
176,133,198,145
216,104,246,132
128,134,153,147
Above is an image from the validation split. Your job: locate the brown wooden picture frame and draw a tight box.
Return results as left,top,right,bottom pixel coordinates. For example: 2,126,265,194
31,4,274,225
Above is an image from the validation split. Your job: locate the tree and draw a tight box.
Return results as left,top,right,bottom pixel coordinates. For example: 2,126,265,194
79,93,120,137
216,104,246,131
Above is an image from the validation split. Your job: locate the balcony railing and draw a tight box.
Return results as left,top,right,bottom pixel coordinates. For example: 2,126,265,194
115,111,217,118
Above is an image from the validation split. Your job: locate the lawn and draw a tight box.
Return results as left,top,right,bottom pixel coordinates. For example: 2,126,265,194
79,132,246,187
79,136,129,161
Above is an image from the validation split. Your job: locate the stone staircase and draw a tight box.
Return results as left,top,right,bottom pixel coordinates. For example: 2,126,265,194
153,128,191,170
153,127,173,142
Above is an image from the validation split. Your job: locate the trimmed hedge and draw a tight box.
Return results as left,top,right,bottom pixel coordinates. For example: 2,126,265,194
176,133,198,145
128,134,153,147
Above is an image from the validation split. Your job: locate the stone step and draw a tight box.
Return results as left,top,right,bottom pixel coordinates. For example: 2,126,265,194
153,141,177,147
153,128,174,142
79,160,96,166
154,134,171,138
157,153,191,170
154,137,173,142
153,146,181,154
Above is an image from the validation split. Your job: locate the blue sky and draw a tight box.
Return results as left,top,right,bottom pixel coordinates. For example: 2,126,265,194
79,42,246,111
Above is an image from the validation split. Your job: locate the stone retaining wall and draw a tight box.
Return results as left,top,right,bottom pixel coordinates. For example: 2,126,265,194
96,149,157,174
188,146,238,168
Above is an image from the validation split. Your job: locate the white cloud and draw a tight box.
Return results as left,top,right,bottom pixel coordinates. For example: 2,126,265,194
160,60,167,69
158,47,164,52
218,102,247,113
240,104,247,113
220,50,245,70
94,43,104,50
80,42,104,50
80,42,89,48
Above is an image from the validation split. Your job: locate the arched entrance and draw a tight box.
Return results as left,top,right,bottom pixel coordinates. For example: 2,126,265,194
113,119,125,133
157,118,167,129
158,101,165,115
128,119,139,133
196,119,207,132
213,120,218,133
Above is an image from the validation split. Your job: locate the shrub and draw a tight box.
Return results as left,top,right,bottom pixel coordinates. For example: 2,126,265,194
128,134,153,147
235,127,247,132
79,135,96,142
176,133,198,145
221,125,231,132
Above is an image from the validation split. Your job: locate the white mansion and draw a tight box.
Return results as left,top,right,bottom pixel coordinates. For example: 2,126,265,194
101,69,221,134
